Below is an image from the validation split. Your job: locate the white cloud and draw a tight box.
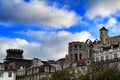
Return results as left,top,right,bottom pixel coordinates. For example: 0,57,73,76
105,18,117,28
0,0,79,28
97,17,120,36
86,0,120,19
98,17,117,28
0,30,95,62
0,38,42,61
18,30,95,60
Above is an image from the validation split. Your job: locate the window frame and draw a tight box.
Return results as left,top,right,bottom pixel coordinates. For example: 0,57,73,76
8,72,12,77
0,71,3,77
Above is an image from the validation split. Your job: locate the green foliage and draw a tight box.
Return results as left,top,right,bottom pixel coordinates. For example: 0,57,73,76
93,67,120,80
39,77,46,80
49,64,120,80
50,68,83,80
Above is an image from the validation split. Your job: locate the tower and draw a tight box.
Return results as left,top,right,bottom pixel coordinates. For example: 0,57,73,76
4,49,32,69
6,49,23,60
68,42,89,62
4,49,24,63
100,27,109,46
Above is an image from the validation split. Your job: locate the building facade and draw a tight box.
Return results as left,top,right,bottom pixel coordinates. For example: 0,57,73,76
91,27,120,71
4,49,32,70
100,27,120,47
93,27,120,61
16,58,62,80
94,43,120,62
16,63,56,80
0,63,16,80
65,39,93,67
66,42,90,63
65,27,120,71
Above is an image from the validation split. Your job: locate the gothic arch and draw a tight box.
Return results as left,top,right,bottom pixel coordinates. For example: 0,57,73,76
85,39,92,45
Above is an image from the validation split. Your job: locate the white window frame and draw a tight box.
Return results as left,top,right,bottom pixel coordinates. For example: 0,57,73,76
0,71,3,77
51,67,55,72
45,67,49,73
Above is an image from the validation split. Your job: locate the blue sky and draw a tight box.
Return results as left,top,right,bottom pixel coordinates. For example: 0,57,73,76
0,0,120,62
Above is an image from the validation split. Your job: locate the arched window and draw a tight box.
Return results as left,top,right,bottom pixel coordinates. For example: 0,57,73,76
79,54,82,60
75,53,78,61
74,45,77,48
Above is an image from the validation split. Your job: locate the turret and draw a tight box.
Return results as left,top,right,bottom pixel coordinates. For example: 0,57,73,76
5,49,23,60
100,27,109,46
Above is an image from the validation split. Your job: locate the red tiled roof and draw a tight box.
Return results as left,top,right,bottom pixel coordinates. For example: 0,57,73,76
57,58,65,66
25,63,33,68
4,64,15,71
39,63,54,68
34,63,55,73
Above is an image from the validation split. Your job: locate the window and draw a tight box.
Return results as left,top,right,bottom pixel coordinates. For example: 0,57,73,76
51,67,55,72
106,55,109,60
8,72,12,77
79,45,81,48
45,67,49,73
79,54,82,60
0,65,4,70
0,71,3,77
114,53,118,59
74,45,77,48
100,48,103,52
101,56,104,61
95,57,99,62
75,53,78,61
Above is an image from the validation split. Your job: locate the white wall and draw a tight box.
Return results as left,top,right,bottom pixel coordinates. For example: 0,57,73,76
0,71,16,80
33,58,43,67
94,48,120,62
50,64,62,71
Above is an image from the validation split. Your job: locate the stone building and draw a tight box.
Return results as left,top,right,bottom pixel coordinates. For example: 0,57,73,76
65,41,93,68
16,58,62,80
92,27,120,52
93,43,120,71
93,27,120,60
65,26,120,69
100,27,120,47
0,62,16,80
68,42,89,62
4,49,32,70
92,27,120,71
3,49,62,80
16,62,56,80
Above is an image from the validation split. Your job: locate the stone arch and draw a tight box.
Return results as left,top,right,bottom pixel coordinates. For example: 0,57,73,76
85,39,92,44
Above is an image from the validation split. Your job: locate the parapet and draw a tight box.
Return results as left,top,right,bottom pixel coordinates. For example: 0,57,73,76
6,49,23,59
6,49,23,54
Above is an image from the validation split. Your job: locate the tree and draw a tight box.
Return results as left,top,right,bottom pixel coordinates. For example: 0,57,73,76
93,67,120,80
50,68,83,80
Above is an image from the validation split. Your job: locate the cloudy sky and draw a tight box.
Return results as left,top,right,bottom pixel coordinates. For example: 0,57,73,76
0,0,120,62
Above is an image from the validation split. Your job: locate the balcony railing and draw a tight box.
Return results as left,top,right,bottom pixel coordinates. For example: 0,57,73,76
95,57,120,63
